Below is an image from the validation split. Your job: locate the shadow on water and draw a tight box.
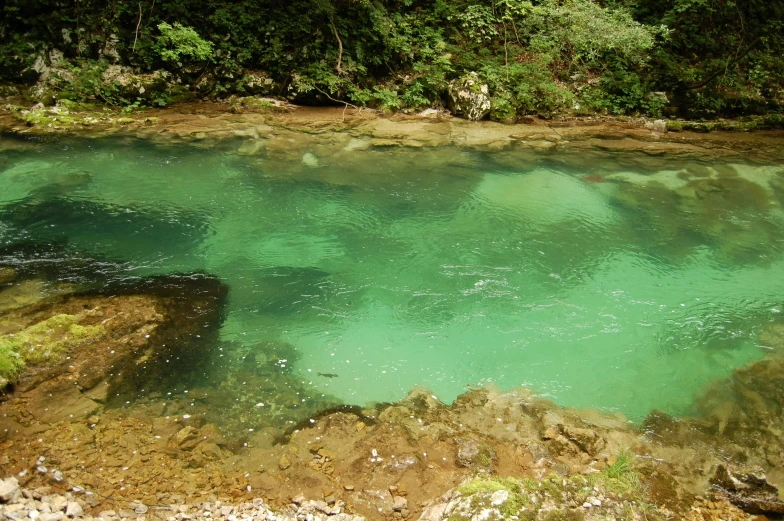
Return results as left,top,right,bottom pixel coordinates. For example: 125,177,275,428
249,266,332,315
0,196,210,264
0,240,349,437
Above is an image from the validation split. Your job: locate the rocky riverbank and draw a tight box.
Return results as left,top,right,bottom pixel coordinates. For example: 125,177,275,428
1,100,784,168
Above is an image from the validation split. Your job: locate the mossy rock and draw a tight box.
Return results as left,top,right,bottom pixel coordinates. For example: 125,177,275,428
0,267,16,284
665,120,684,132
457,438,495,471
0,314,105,383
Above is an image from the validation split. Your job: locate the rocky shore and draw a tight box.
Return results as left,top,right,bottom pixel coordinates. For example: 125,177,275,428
0,476,368,521
1,99,784,168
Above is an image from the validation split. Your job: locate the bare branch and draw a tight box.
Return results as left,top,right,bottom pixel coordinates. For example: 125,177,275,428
132,3,142,52
330,17,344,75
312,85,363,121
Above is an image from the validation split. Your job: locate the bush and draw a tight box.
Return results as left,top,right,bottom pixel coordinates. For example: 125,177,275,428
155,22,214,65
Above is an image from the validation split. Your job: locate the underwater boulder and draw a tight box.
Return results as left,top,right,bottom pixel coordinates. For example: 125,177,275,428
711,464,784,515
472,169,617,228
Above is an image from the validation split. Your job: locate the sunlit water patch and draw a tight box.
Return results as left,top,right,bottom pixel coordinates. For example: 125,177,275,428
1,136,783,421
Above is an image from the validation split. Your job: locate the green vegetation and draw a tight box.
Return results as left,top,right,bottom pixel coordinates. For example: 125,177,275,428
0,314,105,383
155,22,214,65
591,450,641,496
0,0,781,120
453,450,654,520
458,476,530,516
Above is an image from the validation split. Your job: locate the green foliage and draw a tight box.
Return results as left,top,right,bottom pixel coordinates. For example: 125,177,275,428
0,0,780,118
52,60,114,103
458,477,529,517
589,450,645,499
155,23,214,64
631,0,784,115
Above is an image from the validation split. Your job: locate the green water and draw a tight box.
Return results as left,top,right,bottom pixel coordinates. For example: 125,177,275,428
2,136,784,421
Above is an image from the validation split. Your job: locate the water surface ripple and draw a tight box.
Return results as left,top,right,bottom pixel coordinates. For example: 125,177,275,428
1,138,783,421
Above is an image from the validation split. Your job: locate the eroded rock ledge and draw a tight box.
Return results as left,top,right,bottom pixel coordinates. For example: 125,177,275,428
2,103,784,167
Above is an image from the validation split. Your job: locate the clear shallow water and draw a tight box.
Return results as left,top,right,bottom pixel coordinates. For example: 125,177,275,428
1,136,784,421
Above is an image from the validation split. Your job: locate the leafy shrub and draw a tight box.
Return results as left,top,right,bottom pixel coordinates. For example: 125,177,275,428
0,0,780,117
155,22,214,65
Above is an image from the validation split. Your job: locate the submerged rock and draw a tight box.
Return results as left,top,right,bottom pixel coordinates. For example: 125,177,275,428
455,439,494,471
0,267,15,284
0,250,228,428
711,464,784,515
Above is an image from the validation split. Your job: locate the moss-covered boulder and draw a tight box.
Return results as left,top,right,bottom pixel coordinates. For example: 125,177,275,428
448,73,491,121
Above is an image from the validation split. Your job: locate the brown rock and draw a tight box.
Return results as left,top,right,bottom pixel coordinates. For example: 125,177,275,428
561,425,605,456
199,423,227,446
24,378,99,423
173,426,201,451
195,442,222,461
711,465,784,515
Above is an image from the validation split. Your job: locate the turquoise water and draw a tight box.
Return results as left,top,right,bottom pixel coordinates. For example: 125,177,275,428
2,136,783,421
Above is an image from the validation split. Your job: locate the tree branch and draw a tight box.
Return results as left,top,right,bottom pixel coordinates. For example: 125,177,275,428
132,3,142,52
312,85,363,121
686,36,761,90
330,17,344,75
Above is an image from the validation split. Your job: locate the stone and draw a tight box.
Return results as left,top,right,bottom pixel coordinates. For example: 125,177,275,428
50,496,68,512
65,502,83,518
195,442,222,461
560,425,605,456
237,140,265,156
447,73,491,121
0,477,21,502
456,439,494,470
489,490,509,507
392,496,407,512
174,427,201,451
0,266,16,284
23,378,99,424
711,465,784,514
301,153,319,168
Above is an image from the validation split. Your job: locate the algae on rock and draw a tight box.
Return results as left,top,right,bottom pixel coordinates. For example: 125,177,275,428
0,314,105,382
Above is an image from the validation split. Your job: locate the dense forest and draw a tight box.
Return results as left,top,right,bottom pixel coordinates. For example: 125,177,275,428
0,0,782,120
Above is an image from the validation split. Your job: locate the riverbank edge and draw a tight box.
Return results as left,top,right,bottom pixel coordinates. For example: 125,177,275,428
2,100,784,165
